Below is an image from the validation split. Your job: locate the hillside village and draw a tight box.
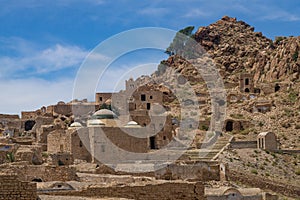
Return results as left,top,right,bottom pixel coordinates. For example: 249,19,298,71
0,16,299,200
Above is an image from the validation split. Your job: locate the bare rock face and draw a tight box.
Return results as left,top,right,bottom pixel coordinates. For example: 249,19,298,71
192,16,299,83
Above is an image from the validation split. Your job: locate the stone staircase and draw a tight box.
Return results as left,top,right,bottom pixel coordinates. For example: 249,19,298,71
181,134,231,161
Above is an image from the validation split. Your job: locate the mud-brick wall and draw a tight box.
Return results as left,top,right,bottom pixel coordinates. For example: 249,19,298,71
43,181,205,200
0,173,37,200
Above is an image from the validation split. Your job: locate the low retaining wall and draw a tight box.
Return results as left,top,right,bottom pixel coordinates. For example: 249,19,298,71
39,181,205,200
228,169,300,198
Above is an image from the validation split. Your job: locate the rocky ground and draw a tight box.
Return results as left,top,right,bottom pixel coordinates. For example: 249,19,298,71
219,148,300,187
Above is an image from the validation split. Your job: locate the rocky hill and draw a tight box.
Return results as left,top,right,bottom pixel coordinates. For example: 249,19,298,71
194,16,300,83
135,16,300,150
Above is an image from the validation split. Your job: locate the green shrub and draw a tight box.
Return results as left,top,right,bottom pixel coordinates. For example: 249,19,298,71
288,91,298,103
251,169,258,174
292,51,298,61
230,113,245,119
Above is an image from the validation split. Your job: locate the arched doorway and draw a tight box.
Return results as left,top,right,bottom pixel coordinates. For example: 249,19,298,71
225,121,233,132
244,88,250,93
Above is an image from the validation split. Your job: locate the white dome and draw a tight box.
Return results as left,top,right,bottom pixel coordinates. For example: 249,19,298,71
127,121,138,125
70,122,82,127
124,121,141,128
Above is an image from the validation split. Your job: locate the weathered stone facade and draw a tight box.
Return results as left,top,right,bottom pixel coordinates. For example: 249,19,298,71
0,172,37,200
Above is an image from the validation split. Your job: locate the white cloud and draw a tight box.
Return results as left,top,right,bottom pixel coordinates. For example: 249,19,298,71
138,7,169,16
0,38,88,78
261,10,300,22
183,9,210,18
0,78,74,114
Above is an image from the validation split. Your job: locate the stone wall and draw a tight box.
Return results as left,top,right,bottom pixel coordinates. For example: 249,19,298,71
48,152,74,166
2,165,78,182
0,172,37,200
39,181,205,200
229,141,257,149
0,114,19,120
227,169,300,198
155,162,220,181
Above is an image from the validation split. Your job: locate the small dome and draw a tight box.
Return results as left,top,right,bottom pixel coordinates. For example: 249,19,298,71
92,109,117,119
70,122,82,127
87,119,105,127
124,121,141,128
127,121,138,125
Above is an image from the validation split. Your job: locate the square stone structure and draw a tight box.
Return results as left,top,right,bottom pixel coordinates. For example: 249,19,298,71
257,132,277,150
239,73,254,93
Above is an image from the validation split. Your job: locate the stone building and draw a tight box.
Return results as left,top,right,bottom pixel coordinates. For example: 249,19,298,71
257,132,277,150
252,100,272,113
240,73,254,93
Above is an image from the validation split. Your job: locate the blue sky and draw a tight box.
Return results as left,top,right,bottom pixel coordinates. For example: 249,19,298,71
0,0,300,114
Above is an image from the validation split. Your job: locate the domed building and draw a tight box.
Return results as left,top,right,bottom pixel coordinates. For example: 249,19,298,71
91,109,117,119
87,109,119,127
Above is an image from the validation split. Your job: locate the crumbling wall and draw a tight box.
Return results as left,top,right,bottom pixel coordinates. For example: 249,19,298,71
0,172,37,200
227,169,300,198
40,181,205,200
8,165,78,182
155,162,220,181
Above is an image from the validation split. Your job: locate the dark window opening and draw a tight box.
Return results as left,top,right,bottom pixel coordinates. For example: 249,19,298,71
58,160,64,166
254,88,261,94
141,94,146,101
189,124,193,128
147,103,151,110
32,178,43,182
225,121,233,132
66,158,69,161
245,78,249,86
150,136,156,149
244,88,250,93
275,84,280,92
57,184,62,188
99,97,103,101
25,120,36,131
163,136,166,140
150,96,153,99
79,141,83,147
